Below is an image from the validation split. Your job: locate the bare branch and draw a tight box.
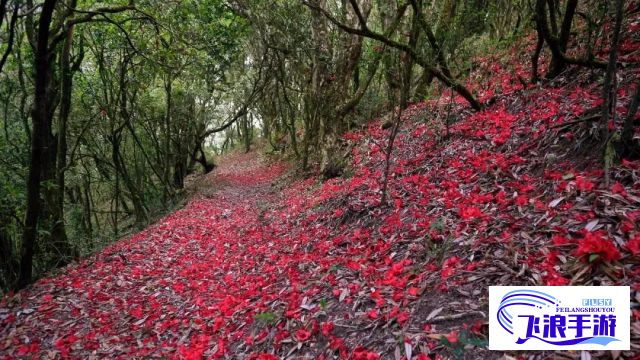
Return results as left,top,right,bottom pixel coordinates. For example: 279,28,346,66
203,54,272,137
67,5,136,26
408,0,452,78
0,2,19,74
303,0,482,110
337,4,409,116
347,0,367,29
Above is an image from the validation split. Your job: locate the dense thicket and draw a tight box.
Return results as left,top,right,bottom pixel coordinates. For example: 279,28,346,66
0,0,254,290
0,0,635,291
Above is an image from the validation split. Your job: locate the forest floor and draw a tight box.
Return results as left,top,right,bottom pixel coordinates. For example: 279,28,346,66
2,97,640,360
3,12,640,360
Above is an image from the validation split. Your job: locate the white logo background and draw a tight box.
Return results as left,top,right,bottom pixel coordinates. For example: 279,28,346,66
489,286,630,350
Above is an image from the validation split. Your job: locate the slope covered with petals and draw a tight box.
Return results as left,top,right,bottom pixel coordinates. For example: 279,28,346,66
3,14,640,360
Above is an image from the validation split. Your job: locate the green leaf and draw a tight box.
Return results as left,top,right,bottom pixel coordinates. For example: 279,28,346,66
319,298,328,310
254,312,277,325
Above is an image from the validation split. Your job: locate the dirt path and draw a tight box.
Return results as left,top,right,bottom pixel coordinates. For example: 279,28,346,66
1,152,292,359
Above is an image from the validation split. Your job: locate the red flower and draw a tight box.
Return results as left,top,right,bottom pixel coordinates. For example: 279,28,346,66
16,342,39,356
129,305,143,319
396,311,410,326
329,336,345,350
621,220,636,233
294,329,311,342
54,334,78,358
575,176,596,192
367,309,378,319
515,194,528,206
353,346,380,360
625,234,640,255
446,330,459,343
575,231,621,262
459,205,483,220
321,321,334,337
611,182,626,195
552,234,569,246
543,270,570,286
471,320,483,334
215,338,226,357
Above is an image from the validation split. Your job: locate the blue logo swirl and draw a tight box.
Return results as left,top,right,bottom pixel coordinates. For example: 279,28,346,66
497,289,557,335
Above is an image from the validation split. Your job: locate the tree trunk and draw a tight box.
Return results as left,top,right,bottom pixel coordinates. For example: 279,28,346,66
82,177,93,242
163,75,173,204
536,0,579,78
242,113,252,153
309,0,336,177
401,2,420,109
618,80,640,158
197,144,215,173
18,0,58,289
531,18,545,82
312,0,374,178
0,217,18,289
601,0,623,135
50,22,79,266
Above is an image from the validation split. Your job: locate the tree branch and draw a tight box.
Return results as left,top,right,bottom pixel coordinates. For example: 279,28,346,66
49,4,138,48
202,54,272,137
304,0,481,110
535,0,607,75
337,3,409,116
0,2,19,75
408,0,452,78
347,0,367,29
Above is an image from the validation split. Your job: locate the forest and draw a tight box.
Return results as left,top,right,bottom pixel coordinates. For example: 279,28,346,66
1,0,639,358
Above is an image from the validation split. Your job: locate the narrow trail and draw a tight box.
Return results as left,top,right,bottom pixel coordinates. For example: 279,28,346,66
1,152,293,359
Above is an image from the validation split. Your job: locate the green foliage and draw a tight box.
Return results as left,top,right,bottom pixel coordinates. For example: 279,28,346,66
0,0,255,291
319,298,328,310
440,330,488,359
430,217,446,232
254,311,278,326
